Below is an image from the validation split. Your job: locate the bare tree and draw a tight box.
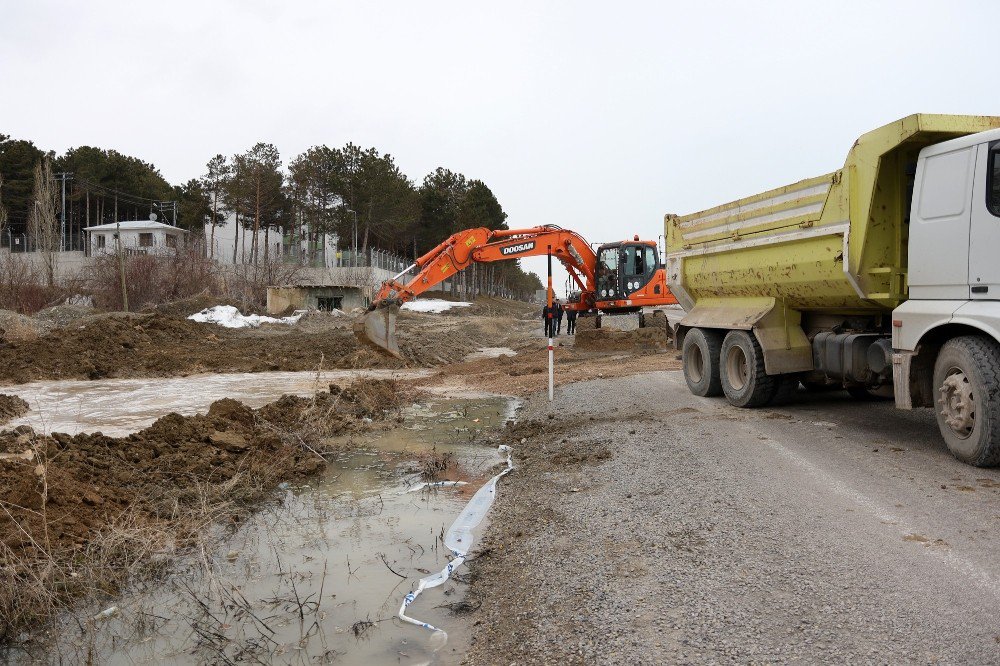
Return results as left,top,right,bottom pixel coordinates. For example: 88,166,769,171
0,173,8,242
28,156,59,286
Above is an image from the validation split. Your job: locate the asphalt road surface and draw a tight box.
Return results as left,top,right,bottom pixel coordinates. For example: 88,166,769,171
465,370,1000,664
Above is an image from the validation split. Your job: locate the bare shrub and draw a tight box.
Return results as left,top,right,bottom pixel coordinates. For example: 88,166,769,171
86,243,219,311
222,259,302,311
0,255,66,314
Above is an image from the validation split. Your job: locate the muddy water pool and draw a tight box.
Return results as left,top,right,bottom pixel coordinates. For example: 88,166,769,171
3,369,433,436
7,374,516,665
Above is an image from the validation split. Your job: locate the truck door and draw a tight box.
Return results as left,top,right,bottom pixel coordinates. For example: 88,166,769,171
909,145,976,300
968,141,1000,299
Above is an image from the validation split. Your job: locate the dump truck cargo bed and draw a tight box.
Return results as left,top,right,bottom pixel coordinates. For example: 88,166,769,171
666,114,1000,317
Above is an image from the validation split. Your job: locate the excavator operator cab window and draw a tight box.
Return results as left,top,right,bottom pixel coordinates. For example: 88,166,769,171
622,243,657,294
596,246,619,298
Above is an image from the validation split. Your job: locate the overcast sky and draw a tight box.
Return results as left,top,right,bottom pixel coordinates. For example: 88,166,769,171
2,0,998,294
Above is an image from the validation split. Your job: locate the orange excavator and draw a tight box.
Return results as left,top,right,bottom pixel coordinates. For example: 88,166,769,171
354,224,678,357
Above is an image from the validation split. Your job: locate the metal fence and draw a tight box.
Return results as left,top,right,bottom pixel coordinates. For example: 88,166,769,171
279,244,411,273
1,232,87,253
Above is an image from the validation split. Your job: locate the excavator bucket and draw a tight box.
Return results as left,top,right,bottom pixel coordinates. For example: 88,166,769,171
353,304,402,358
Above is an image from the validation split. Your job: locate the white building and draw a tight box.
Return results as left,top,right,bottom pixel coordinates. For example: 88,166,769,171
85,219,188,257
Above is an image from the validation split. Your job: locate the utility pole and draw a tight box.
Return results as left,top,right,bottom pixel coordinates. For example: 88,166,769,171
56,172,73,251
116,219,128,312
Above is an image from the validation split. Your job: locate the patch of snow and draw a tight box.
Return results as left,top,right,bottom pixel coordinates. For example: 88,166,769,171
401,299,473,314
188,305,303,329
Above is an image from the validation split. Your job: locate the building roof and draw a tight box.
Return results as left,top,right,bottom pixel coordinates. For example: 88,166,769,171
84,221,189,233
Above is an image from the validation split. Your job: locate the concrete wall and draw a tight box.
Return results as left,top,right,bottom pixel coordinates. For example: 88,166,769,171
0,249,92,281
266,285,365,314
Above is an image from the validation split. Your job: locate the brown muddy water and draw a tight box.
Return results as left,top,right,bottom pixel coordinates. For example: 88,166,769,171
4,374,518,665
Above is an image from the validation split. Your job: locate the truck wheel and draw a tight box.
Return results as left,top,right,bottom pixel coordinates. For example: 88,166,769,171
682,328,723,397
933,336,1000,467
720,330,777,408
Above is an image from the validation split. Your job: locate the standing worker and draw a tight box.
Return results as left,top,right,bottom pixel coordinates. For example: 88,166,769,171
554,299,564,336
542,302,552,337
566,306,577,335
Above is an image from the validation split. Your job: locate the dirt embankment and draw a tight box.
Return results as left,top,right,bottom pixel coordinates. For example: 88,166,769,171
0,394,29,425
0,296,540,385
0,378,406,640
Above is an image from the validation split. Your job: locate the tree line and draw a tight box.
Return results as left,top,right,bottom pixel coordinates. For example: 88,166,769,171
0,134,542,298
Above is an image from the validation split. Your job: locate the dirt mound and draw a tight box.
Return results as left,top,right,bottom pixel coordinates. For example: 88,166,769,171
0,394,29,425
33,304,98,330
0,310,408,384
0,309,42,343
573,325,672,351
465,296,538,318
0,378,406,639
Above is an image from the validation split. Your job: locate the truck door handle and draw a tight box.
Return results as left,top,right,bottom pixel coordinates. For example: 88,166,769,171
972,286,989,293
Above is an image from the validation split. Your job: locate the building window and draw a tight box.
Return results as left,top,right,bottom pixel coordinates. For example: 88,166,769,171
96,234,106,249
139,233,154,247
165,234,177,248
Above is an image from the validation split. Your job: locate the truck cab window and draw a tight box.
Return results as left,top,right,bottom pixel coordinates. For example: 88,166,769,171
989,144,1000,217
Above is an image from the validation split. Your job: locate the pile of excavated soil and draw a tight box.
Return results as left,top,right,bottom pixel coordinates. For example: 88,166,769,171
0,305,533,385
573,325,672,352
0,394,29,425
0,310,43,343
0,378,406,639
0,312,393,384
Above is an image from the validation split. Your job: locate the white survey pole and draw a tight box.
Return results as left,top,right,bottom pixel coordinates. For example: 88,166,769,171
547,246,554,402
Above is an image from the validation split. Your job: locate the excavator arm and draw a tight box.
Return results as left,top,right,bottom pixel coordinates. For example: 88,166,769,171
354,225,597,357
371,225,597,307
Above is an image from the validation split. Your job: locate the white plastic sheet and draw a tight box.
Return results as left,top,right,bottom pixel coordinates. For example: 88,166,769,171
398,444,513,643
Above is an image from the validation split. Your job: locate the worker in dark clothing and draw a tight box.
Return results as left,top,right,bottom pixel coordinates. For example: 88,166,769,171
554,299,564,335
542,303,552,337
566,307,578,335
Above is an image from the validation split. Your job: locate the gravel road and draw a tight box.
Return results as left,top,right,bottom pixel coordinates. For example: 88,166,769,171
463,370,1000,664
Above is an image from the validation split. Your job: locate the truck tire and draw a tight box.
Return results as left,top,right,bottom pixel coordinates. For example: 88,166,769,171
720,330,777,408
933,336,1000,467
682,328,723,397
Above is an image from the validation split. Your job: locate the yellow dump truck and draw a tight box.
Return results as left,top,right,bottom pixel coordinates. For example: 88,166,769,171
666,114,1000,466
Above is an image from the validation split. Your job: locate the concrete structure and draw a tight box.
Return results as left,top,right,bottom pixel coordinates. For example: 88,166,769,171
266,284,366,314
85,219,188,257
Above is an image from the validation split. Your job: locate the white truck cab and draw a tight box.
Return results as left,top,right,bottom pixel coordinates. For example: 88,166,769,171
893,129,1000,464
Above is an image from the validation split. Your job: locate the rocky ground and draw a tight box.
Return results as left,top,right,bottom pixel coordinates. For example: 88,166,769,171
463,371,1000,664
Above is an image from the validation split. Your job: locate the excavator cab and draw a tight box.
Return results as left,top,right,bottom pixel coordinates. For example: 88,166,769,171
595,241,659,302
